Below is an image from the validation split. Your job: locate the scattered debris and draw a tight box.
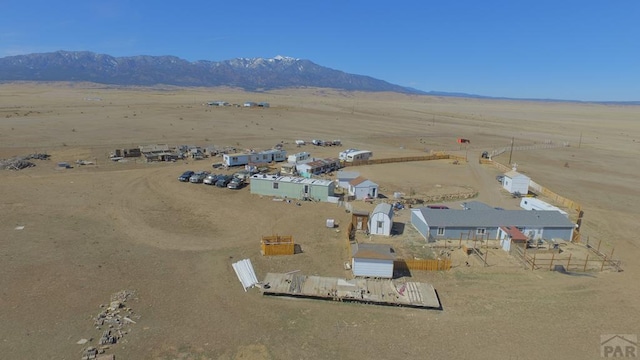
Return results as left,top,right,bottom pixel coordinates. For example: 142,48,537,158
14,226,25,230
81,290,137,360
0,153,50,170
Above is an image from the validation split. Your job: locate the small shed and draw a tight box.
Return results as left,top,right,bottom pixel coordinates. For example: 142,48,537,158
369,203,394,236
351,210,370,232
337,171,360,189
498,226,529,252
348,177,379,200
351,243,395,278
502,170,530,195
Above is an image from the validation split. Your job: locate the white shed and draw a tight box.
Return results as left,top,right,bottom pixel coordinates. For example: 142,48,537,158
502,170,530,195
337,171,360,189
351,243,395,278
348,177,378,200
369,203,394,236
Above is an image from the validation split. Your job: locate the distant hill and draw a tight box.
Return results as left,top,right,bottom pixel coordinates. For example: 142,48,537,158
0,50,427,94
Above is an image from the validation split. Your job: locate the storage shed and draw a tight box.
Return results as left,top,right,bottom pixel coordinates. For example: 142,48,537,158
351,243,395,278
502,170,530,195
369,203,394,236
348,177,379,200
337,171,360,189
249,174,335,202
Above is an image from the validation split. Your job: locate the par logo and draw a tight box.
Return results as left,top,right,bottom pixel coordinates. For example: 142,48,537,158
601,334,637,358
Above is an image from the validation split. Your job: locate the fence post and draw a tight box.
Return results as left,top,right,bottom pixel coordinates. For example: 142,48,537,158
567,253,572,270
583,254,589,272
484,248,488,267
597,239,602,253
549,253,555,271
601,255,607,272
532,252,536,271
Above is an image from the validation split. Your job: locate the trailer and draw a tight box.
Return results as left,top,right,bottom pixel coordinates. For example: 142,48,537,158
344,150,373,163
520,198,568,217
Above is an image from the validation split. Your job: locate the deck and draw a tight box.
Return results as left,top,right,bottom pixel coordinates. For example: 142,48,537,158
261,273,441,310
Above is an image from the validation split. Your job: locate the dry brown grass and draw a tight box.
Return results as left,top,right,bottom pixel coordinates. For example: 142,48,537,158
1,82,639,359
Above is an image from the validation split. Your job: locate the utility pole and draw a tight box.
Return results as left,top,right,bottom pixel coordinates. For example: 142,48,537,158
508,137,514,165
578,131,583,148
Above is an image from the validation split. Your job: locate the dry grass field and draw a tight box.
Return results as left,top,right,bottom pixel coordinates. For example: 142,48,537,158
1,82,639,359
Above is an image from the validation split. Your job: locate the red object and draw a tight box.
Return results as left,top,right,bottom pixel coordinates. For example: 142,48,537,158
457,138,470,144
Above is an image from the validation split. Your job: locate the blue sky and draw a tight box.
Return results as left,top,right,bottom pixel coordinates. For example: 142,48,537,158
2,1,639,101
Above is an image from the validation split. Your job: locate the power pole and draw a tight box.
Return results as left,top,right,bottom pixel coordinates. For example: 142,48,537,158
508,137,514,165
578,131,583,148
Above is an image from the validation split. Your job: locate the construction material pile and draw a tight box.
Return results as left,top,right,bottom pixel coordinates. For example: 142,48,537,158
0,153,50,170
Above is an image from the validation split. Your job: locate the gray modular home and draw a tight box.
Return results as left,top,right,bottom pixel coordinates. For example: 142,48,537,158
249,174,335,201
411,205,575,242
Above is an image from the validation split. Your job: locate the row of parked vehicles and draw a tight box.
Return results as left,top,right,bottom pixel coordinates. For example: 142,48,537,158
178,170,245,189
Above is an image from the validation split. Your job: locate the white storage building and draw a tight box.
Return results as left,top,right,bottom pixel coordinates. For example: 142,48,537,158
369,203,394,236
348,177,379,200
351,243,395,278
502,170,530,195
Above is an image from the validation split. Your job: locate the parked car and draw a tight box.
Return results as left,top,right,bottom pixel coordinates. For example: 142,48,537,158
178,170,195,182
427,205,449,209
189,171,209,183
227,178,244,189
215,175,232,187
203,173,220,185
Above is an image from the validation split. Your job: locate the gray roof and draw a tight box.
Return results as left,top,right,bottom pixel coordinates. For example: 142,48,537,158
337,171,359,180
352,243,395,260
460,201,494,210
414,208,574,228
372,203,394,218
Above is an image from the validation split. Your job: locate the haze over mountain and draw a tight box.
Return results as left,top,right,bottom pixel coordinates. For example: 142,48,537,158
0,51,429,95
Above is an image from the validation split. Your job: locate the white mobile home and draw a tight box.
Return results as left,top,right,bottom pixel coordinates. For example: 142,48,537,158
502,170,530,195
249,174,335,202
223,149,287,167
344,150,373,163
520,198,568,217
339,148,359,161
369,203,394,236
287,152,311,164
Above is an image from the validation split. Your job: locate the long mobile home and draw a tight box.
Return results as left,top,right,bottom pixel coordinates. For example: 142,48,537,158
223,149,287,167
344,150,373,163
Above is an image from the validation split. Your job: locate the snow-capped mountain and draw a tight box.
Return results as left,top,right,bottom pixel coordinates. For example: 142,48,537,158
0,50,424,94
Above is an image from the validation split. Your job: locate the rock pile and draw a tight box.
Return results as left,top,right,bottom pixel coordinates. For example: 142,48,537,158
81,290,138,360
0,153,50,170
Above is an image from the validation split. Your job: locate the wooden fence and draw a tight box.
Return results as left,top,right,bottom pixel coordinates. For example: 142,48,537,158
394,259,452,271
261,235,295,256
342,153,456,167
512,245,621,272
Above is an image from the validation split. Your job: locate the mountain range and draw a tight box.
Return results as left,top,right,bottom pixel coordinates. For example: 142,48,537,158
0,50,427,94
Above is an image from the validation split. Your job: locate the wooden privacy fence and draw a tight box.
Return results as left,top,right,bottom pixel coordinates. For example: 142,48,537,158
343,153,454,167
529,179,581,212
261,234,295,256
394,259,452,271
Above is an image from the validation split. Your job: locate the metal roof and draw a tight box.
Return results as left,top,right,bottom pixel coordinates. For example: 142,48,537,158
352,243,395,260
250,174,333,186
413,208,574,228
372,203,394,218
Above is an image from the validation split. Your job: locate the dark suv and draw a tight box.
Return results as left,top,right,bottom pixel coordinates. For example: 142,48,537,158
215,175,232,187
178,170,194,182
